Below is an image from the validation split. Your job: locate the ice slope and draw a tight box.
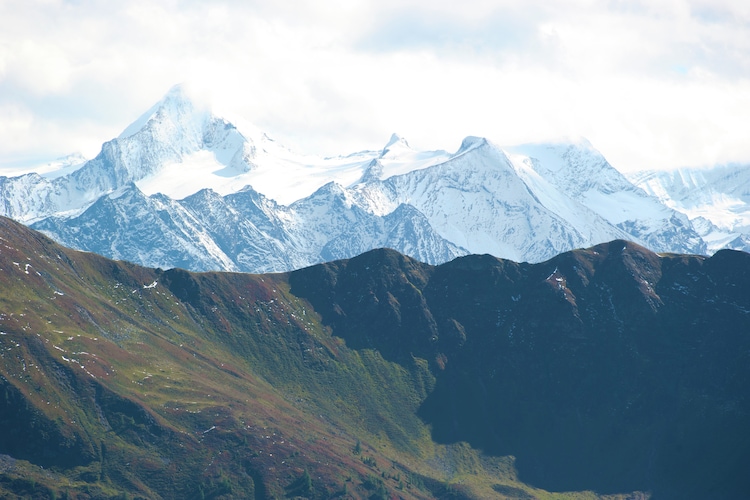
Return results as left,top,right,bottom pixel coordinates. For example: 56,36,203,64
505,141,706,255
629,165,750,231
628,165,750,253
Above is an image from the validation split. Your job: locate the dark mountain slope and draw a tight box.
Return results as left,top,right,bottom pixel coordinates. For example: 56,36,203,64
289,242,750,499
1,215,748,498
0,217,469,499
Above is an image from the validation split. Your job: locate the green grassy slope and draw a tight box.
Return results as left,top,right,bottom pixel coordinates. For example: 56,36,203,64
5,217,748,499
1,217,626,499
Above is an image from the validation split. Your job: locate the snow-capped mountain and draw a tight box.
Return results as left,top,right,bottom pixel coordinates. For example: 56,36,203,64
504,141,706,256
0,85,256,223
0,85,734,273
32,181,466,273
349,136,706,262
627,166,750,254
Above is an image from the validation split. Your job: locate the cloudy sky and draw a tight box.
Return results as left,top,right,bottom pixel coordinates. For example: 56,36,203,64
1,0,749,173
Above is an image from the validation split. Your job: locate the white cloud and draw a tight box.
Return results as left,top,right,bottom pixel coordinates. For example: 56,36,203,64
1,0,749,172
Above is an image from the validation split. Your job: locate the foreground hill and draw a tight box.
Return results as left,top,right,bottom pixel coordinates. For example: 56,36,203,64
1,217,748,498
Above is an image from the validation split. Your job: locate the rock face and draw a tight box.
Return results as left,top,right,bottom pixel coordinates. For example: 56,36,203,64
0,86,722,274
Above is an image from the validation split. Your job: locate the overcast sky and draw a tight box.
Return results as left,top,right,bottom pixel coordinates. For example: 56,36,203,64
1,0,749,173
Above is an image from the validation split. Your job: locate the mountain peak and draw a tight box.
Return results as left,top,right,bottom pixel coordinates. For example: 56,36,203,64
359,158,385,183
380,133,411,158
456,136,489,155
163,82,190,101
118,83,209,140
384,133,407,149
504,139,622,185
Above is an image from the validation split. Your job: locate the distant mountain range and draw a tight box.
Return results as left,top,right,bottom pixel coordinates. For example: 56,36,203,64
627,166,750,254
1,84,748,273
1,216,749,498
